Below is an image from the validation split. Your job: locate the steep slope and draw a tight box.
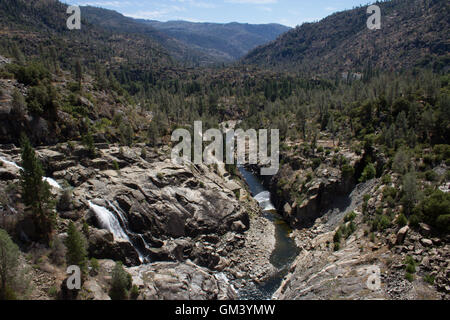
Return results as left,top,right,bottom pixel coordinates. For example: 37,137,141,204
79,6,216,66
0,0,173,72
142,20,290,63
242,0,449,75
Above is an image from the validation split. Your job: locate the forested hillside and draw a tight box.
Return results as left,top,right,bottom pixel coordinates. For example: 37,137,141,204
143,20,290,63
242,0,449,75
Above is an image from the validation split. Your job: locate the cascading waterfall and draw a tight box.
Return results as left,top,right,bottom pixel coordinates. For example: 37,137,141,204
88,201,130,241
89,200,148,263
254,191,276,212
0,156,62,189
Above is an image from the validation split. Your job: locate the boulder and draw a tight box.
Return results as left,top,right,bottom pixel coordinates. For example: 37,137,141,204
421,238,433,247
419,223,432,236
396,226,409,245
127,260,237,300
87,228,140,266
81,280,110,300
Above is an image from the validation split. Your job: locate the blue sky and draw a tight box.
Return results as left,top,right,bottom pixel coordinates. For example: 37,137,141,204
66,0,374,27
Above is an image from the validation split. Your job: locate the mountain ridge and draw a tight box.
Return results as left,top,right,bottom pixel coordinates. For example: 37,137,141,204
242,0,449,75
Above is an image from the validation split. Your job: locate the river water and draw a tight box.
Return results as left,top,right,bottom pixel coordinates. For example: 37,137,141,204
238,166,299,300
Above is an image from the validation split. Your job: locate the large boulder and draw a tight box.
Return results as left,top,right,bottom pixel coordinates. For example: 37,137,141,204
128,260,237,300
396,226,409,245
87,228,140,266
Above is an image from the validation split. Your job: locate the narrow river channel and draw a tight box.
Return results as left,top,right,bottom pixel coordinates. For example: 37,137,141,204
237,166,300,300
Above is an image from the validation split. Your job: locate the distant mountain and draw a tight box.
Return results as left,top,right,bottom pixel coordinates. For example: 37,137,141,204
140,20,290,63
0,0,173,72
242,0,449,75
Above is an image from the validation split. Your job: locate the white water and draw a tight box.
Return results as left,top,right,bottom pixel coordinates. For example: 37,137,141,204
43,177,62,189
254,191,276,212
0,156,61,189
0,156,22,170
88,201,130,241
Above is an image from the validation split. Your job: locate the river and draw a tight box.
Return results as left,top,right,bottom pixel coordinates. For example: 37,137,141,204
237,166,299,300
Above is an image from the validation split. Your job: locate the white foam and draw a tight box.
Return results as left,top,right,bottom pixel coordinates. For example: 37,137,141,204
88,201,129,241
0,156,22,170
254,191,276,212
1,155,61,189
43,177,62,189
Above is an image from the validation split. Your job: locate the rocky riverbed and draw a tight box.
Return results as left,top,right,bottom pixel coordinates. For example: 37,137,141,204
0,142,280,300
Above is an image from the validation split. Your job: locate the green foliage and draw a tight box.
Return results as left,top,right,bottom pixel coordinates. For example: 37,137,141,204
82,128,96,158
119,123,134,147
311,158,321,170
109,262,132,300
130,284,139,300
64,221,88,274
359,163,376,183
404,256,416,281
381,174,392,184
396,213,408,227
20,134,55,244
0,229,19,300
90,258,100,276
9,62,50,86
344,211,357,223
401,172,420,214
405,272,414,282
423,274,435,285
393,149,411,175
372,214,391,232
414,190,450,233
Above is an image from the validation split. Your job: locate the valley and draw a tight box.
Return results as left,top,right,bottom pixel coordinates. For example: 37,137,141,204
0,0,448,302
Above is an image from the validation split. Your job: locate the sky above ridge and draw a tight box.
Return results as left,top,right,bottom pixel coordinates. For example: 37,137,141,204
65,0,375,27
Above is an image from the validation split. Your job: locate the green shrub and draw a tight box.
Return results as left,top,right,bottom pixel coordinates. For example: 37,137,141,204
416,190,450,232
344,211,357,222
423,274,435,285
64,221,88,274
0,228,20,300
425,170,438,182
48,286,58,298
372,214,391,231
333,229,342,243
381,174,392,184
333,242,340,251
359,163,376,182
405,272,414,282
130,284,139,300
408,214,421,227
312,158,321,169
396,213,408,227
90,258,100,276
109,262,132,300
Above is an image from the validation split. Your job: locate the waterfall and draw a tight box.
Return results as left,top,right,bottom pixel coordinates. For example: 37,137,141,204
88,201,130,241
43,177,62,189
254,191,276,212
89,201,147,263
0,156,22,170
0,156,62,189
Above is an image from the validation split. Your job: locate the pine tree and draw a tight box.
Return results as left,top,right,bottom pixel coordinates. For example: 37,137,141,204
20,134,55,244
64,221,88,273
0,229,19,300
109,262,132,300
